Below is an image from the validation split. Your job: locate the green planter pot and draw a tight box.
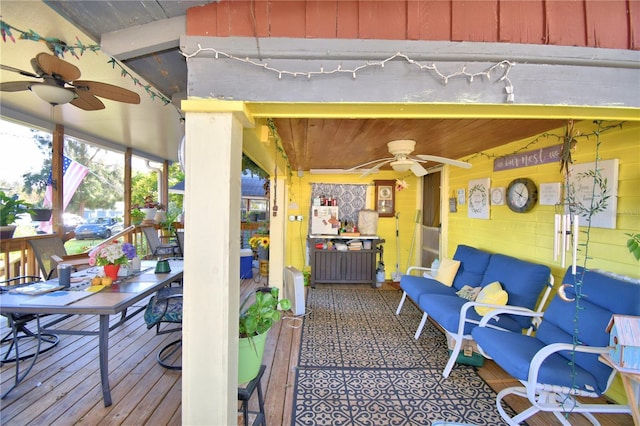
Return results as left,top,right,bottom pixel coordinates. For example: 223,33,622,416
238,330,268,384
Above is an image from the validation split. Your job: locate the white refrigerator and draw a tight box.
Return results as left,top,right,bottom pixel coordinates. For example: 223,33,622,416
311,206,340,235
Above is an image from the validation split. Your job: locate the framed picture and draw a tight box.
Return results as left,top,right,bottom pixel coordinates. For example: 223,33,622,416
566,159,619,229
374,180,395,217
468,178,490,219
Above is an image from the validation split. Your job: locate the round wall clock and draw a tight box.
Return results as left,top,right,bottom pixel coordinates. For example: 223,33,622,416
506,178,538,213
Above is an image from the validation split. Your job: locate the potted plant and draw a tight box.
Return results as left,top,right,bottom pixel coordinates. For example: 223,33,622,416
130,207,145,225
135,195,163,223
0,191,33,239
238,287,291,383
29,204,52,221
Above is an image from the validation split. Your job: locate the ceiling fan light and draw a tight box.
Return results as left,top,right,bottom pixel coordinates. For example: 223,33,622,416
30,83,75,105
390,159,413,172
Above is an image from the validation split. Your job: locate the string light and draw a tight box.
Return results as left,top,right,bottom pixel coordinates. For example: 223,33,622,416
464,121,625,163
182,45,517,103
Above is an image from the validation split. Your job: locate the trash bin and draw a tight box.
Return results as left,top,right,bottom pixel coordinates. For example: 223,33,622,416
240,249,253,279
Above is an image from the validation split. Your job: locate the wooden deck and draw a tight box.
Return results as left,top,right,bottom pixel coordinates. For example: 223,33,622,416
1,276,634,425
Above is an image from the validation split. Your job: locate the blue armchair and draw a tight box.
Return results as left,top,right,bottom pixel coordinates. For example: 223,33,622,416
472,266,640,425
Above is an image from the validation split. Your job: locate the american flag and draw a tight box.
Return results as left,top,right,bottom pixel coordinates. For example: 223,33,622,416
40,156,89,233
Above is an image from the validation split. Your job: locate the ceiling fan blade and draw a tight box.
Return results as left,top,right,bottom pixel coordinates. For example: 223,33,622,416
416,155,472,169
1,64,40,78
36,52,81,81
346,157,394,171
70,90,105,111
73,80,141,104
0,81,33,92
359,160,390,178
410,162,428,177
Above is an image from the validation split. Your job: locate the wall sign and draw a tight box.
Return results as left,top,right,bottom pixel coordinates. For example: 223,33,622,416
493,144,562,172
539,183,562,205
566,159,619,229
468,178,490,219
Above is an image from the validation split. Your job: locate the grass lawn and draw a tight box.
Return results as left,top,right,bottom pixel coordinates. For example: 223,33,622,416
64,239,102,254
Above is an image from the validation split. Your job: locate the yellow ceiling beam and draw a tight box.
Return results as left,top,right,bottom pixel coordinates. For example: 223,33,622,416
182,98,640,122
243,102,640,121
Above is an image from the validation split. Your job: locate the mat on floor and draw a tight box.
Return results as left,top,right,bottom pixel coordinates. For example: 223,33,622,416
292,287,516,425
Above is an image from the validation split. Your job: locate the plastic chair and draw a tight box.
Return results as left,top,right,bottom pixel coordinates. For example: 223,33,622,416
472,266,640,425
141,226,181,258
143,286,183,370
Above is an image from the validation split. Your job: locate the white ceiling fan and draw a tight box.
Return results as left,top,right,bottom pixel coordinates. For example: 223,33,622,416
347,139,472,177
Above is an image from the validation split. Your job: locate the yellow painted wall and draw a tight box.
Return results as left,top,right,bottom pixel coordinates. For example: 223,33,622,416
446,120,640,283
282,120,639,284
284,171,421,280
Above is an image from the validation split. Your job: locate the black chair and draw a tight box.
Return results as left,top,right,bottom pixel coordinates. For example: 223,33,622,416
0,276,60,398
143,286,183,370
175,230,185,257
142,226,181,258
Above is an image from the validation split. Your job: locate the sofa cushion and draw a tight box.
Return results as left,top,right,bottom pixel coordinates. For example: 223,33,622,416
472,327,602,394
451,245,492,291
535,266,640,393
435,258,461,287
480,254,550,329
474,281,508,316
419,294,522,335
400,274,458,303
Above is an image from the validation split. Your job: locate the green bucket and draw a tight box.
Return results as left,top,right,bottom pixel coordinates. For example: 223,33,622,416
238,330,268,384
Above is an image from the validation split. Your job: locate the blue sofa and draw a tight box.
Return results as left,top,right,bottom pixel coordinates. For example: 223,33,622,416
472,266,640,424
395,245,553,378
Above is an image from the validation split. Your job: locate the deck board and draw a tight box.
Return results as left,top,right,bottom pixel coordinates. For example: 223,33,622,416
1,276,634,425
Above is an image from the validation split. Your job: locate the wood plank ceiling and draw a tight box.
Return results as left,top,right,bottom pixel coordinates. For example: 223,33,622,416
274,118,566,171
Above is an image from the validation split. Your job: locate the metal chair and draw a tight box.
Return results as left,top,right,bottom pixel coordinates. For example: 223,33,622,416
175,230,185,257
143,286,183,370
141,226,181,258
28,237,89,279
0,276,60,398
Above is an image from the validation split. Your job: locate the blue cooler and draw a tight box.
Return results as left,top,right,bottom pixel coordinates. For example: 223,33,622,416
240,249,253,279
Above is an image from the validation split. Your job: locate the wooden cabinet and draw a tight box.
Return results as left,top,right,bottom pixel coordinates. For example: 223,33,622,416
309,236,381,287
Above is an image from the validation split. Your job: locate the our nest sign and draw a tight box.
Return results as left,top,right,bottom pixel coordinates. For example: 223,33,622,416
493,144,562,171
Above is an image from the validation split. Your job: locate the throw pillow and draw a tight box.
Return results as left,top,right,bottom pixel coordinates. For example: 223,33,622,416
456,285,481,301
435,258,461,287
475,281,508,316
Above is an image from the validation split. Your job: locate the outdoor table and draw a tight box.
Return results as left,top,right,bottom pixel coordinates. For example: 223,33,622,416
0,259,183,406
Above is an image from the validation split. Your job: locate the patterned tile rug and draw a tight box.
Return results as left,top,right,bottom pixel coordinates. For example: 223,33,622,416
292,287,516,425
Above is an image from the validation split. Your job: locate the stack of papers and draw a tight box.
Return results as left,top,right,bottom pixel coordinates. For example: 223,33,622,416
11,282,64,295
347,240,363,251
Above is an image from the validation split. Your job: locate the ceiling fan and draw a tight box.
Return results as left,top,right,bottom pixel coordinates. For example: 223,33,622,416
0,52,140,110
347,139,472,177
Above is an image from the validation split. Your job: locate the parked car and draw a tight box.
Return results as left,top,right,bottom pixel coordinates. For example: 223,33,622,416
63,213,86,232
74,217,123,240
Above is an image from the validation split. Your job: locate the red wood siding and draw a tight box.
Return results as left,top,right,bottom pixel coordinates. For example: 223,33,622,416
186,0,639,50
499,0,545,44
451,1,498,42
632,0,640,49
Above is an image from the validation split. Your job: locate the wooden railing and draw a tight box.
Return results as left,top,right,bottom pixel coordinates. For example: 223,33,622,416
1,226,146,282
2,222,254,282
0,234,43,280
